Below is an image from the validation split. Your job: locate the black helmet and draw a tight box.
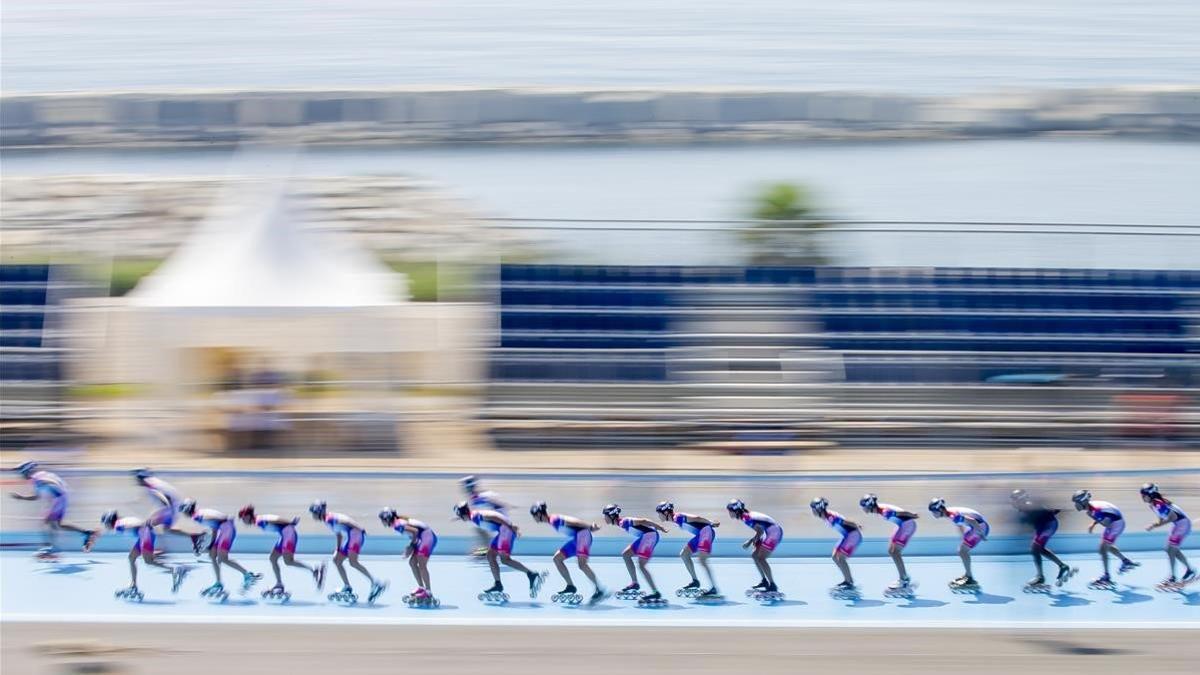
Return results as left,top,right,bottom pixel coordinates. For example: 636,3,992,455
530,501,549,517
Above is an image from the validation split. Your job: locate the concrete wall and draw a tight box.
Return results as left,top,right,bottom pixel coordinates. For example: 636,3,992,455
3,87,1197,147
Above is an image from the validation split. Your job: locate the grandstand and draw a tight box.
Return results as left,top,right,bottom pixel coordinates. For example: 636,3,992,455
486,265,1200,450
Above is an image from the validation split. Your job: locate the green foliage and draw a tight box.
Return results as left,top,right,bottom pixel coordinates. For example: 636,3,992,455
742,182,832,266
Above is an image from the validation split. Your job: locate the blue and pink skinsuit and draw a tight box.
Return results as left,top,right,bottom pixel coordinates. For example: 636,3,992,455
1148,499,1191,547
821,509,861,556
323,513,366,556
141,477,183,528
1084,501,1125,544
549,514,592,559
741,511,784,552
114,516,156,554
255,515,300,555
191,509,237,553
393,518,438,558
471,509,516,554
673,513,715,553
877,503,917,549
619,517,659,560
28,470,69,523
947,507,990,549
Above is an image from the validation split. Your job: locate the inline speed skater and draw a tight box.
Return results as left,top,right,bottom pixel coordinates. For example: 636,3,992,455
727,499,783,602
132,468,205,554
531,501,608,605
929,498,988,592
655,501,721,600
603,503,668,606
379,508,440,607
1140,483,1195,591
1072,489,1138,590
812,497,863,599
239,505,324,602
99,510,189,601
454,501,545,603
9,461,97,557
310,501,386,605
1010,489,1075,592
461,475,508,556
859,493,918,597
180,499,260,601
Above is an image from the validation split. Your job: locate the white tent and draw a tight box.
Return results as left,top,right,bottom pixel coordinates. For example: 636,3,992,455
130,181,406,308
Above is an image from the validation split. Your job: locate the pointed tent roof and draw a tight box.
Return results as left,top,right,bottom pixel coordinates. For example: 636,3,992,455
130,181,404,308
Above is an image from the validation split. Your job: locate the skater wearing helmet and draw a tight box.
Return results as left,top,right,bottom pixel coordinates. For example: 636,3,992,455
379,508,440,606
1140,483,1195,590
179,499,260,600
812,497,863,598
727,499,783,601
603,503,668,605
131,468,205,554
530,501,607,606
1009,489,1075,592
655,501,721,600
453,501,545,602
99,510,189,601
239,505,324,601
929,498,988,591
309,500,386,604
460,475,508,556
9,461,97,557
1072,489,1138,590
859,493,919,596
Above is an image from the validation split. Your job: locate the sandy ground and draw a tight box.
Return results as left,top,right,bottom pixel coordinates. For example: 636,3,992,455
3,624,1198,675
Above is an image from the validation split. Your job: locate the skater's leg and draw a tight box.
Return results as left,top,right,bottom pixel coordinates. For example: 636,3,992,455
679,548,699,583
637,557,659,594
346,552,376,585
1041,545,1066,570
417,556,432,591
553,551,574,586
697,552,716,589
128,549,139,587
1110,543,1132,565
217,550,249,576
408,553,422,585
833,552,853,585
1031,544,1045,576
282,552,315,574
57,520,92,536
1099,543,1111,576
333,552,352,587
754,548,776,586
622,548,638,585
269,550,284,587
958,542,973,578
142,551,173,574
889,543,908,579
498,553,533,576
576,554,599,589
209,548,222,584
485,549,502,582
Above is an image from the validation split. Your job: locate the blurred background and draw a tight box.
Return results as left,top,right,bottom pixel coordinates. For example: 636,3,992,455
2,1,1199,673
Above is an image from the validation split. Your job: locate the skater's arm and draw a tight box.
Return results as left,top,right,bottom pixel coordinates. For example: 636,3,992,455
1087,521,1097,533
896,509,919,519
743,525,763,549
631,518,668,533
556,515,595,530
9,491,37,500
333,532,344,554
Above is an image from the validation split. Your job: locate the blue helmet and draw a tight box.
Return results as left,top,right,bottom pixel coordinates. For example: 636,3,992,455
859,493,878,511
655,501,674,515
530,501,548,518
132,467,153,482
602,503,622,519
460,475,478,492
14,461,38,478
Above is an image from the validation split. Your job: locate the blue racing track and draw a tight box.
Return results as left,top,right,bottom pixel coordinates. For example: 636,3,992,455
3,551,1196,628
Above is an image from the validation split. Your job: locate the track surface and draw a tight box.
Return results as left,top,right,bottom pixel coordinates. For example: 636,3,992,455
4,624,1199,675
4,552,1196,627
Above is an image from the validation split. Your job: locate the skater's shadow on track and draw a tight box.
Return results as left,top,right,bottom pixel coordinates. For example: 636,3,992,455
1179,592,1200,606
635,604,688,611
495,601,542,609
763,599,807,608
1047,593,1092,608
688,599,747,608
341,603,391,610
843,598,886,609
563,603,623,612
219,599,257,607
39,561,106,576
274,600,320,607
963,592,1014,605
1110,589,1152,605
897,598,948,609
136,600,177,606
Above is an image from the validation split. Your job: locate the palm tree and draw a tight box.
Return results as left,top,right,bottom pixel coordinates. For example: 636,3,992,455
741,182,831,266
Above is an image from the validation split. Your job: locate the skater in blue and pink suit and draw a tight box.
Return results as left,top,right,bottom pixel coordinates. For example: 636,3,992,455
180,499,260,596
100,510,188,597
860,493,919,592
453,501,544,598
1140,483,1194,587
239,505,325,595
603,503,667,602
1072,489,1138,586
379,508,438,601
310,500,386,603
531,501,607,604
9,461,97,556
132,468,205,554
929,498,989,588
812,497,863,592
727,499,783,596
655,501,721,598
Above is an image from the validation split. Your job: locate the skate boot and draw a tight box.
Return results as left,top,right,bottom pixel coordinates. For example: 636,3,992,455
328,585,358,605
115,584,144,602
1023,575,1051,594
528,570,547,599
314,562,327,590
201,582,229,602
746,578,770,597
261,584,291,602
616,583,641,600
756,583,785,603
1056,565,1077,587
637,591,667,607
478,581,508,604
1117,560,1140,575
884,577,916,598
676,579,703,598
170,565,191,593
695,587,724,603
241,572,264,594
1088,574,1116,591
551,584,582,605
367,580,388,604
